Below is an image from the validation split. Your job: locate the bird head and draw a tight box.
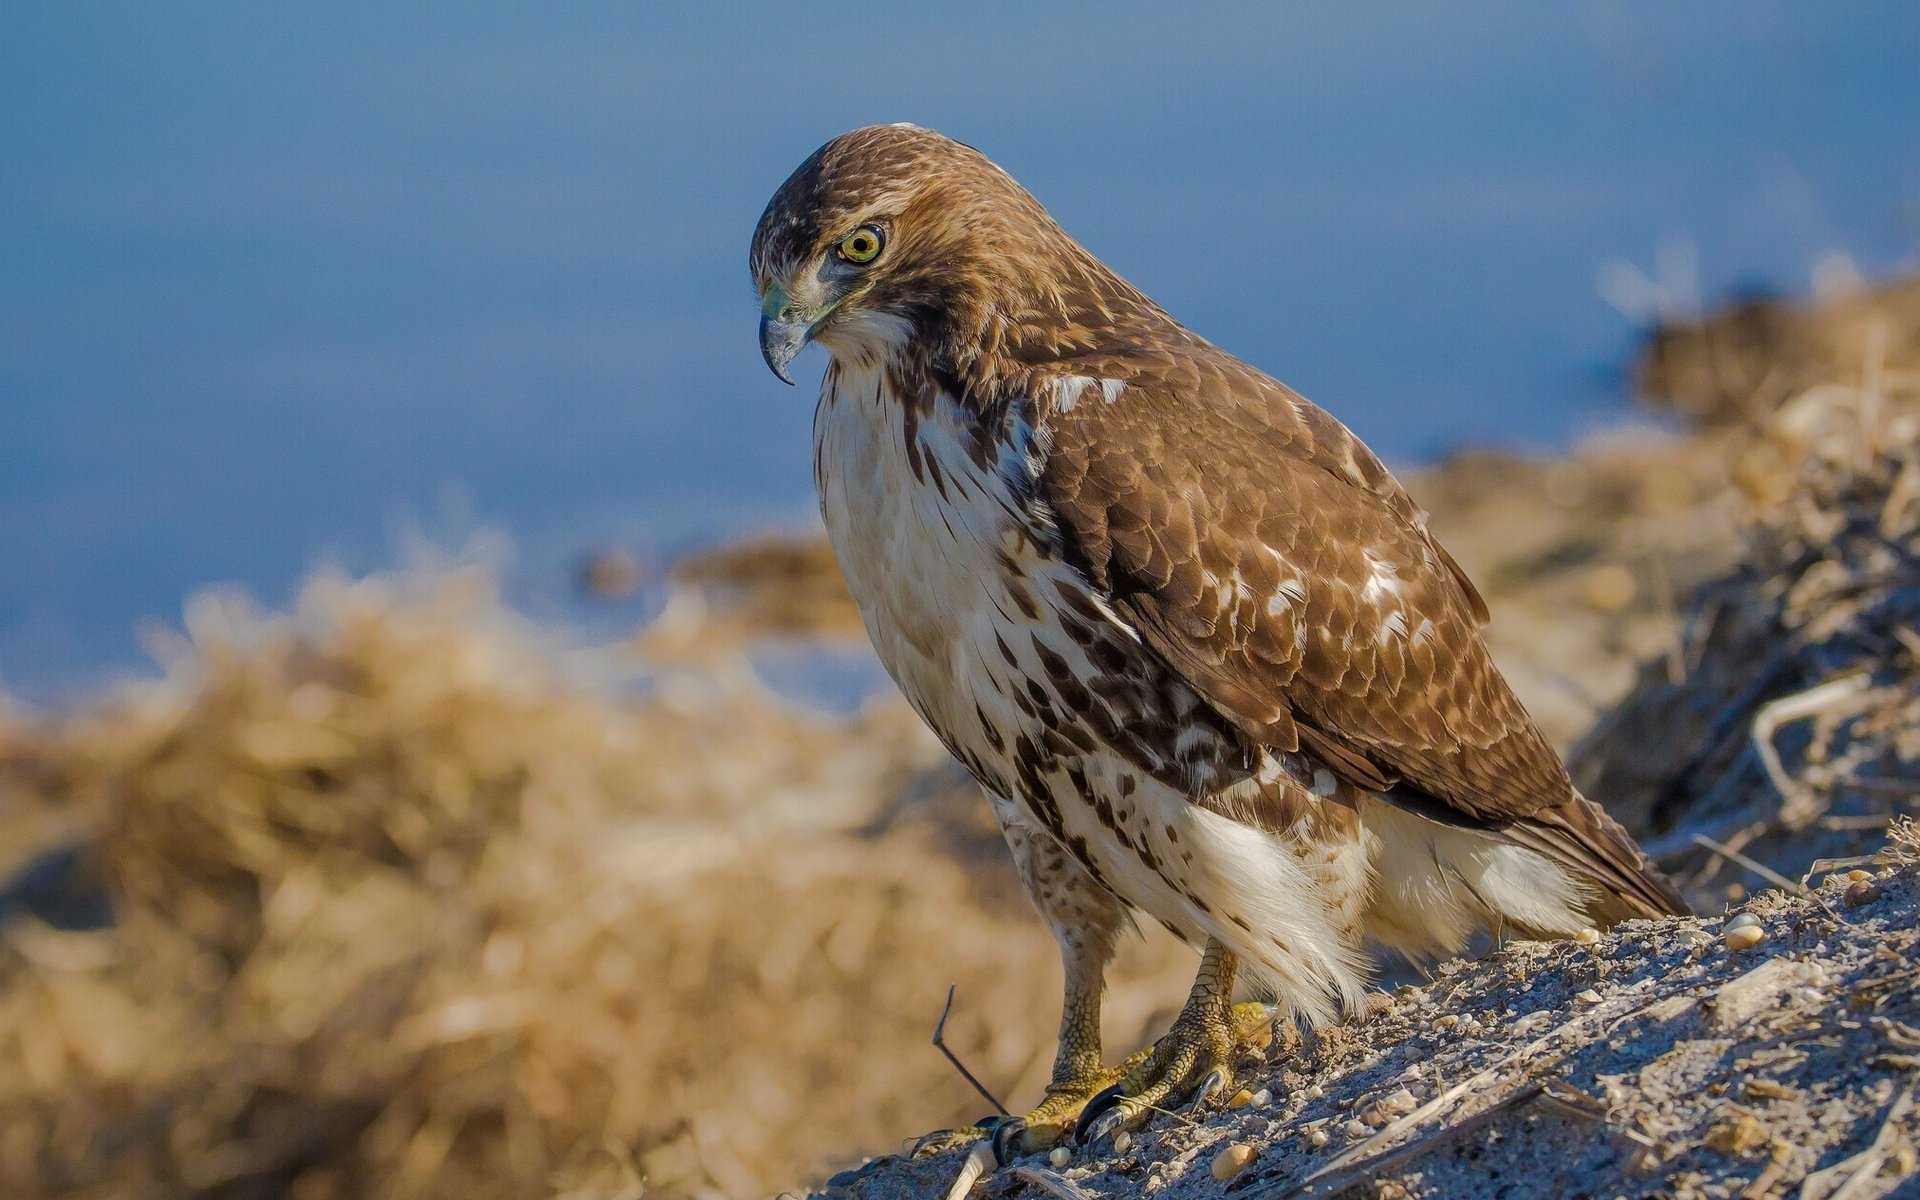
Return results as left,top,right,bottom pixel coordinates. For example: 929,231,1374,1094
749,124,1080,385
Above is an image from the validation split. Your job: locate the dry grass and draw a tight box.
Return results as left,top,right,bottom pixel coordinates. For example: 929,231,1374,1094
0,567,1194,1199
1573,280,1920,905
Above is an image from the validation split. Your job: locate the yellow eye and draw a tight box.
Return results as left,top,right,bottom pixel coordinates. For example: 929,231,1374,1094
838,224,885,264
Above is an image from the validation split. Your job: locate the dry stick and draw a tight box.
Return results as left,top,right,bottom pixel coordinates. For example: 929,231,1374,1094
931,984,1010,1117
1263,1080,1605,1200
1799,1081,1917,1200
1267,981,1703,1198
1691,832,1854,926
940,1144,995,1200
1751,673,1881,830
1693,832,1811,897
1004,1165,1097,1200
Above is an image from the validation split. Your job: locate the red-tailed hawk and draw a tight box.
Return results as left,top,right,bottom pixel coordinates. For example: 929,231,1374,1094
750,125,1687,1163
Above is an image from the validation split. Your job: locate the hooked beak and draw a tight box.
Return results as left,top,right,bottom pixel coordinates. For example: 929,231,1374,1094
758,284,811,386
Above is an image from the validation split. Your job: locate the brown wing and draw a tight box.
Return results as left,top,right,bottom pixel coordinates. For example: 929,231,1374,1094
1037,352,1686,918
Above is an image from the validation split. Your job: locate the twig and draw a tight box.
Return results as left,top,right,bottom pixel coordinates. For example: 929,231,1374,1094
1798,1081,1916,1200
1803,852,1884,884
1693,833,1811,897
1261,1080,1604,1199
941,1143,994,1200
931,984,1010,1117
1751,674,1881,829
1266,982,1698,1198
1005,1165,1096,1200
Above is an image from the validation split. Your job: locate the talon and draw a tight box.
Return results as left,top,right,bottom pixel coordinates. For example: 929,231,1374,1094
912,1128,974,1159
1191,1066,1230,1108
1075,1083,1127,1143
1078,1103,1129,1150
991,1117,1029,1166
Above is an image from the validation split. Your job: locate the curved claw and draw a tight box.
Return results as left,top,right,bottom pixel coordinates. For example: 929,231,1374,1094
1074,1082,1127,1145
911,1129,964,1159
912,1116,1000,1160
1191,1066,1230,1109
990,1117,1029,1166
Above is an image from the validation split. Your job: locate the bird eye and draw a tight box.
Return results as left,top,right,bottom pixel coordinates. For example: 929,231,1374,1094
837,224,885,264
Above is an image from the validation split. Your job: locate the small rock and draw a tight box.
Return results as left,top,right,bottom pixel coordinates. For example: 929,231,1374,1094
1744,1078,1800,1101
1577,989,1604,1004
1111,1131,1132,1154
1368,1088,1417,1122
1792,962,1831,987
1512,1010,1554,1035
1704,1113,1766,1154
1251,1089,1272,1106
1434,1014,1458,1029
1226,1087,1255,1108
1723,913,1765,951
1847,868,1872,882
1212,1143,1256,1181
1344,1118,1371,1138
1305,1083,1324,1099
1844,880,1883,907
1575,927,1602,945
1048,1146,1072,1168
1583,564,1638,612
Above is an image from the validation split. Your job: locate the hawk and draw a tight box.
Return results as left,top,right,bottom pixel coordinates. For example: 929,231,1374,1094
750,125,1687,1160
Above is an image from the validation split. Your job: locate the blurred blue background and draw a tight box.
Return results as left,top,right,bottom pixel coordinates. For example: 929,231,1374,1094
3,3,1917,697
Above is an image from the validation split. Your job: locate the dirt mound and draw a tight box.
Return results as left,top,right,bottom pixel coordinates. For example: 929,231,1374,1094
839,831,1920,1200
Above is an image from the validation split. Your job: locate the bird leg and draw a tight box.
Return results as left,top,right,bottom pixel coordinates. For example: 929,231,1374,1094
913,942,1142,1161
1075,939,1263,1148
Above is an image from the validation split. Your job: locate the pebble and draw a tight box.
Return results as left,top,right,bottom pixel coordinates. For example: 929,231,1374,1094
1251,1089,1271,1106
1574,927,1602,945
1306,1127,1330,1148
1374,1088,1417,1120
1704,1113,1766,1154
1847,868,1872,882
1304,1083,1324,1099
1577,989,1604,1005
1211,1143,1256,1181
1434,1014,1459,1030
1844,880,1883,907
1792,962,1831,987
1226,1088,1255,1108
1723,913,1766,951
1511,1010,1553,1035
1048,1146,1072,1168
1344,1119,1371,1138
1111,1131,1132,1154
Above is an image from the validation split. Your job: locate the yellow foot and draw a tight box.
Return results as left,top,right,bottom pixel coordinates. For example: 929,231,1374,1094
1075,1001,1274,1149
910,1063,1134,1164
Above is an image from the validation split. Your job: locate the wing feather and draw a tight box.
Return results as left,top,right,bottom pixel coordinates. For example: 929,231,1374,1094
1036,354,1686,918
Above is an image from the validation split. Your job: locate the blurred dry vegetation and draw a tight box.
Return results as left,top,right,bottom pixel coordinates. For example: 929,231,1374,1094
1,273,1916,1200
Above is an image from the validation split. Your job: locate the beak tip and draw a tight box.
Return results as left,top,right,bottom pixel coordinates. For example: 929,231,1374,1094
759,311,808,386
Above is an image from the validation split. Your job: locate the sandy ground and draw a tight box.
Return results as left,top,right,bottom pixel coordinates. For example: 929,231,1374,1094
827,839,1918,1200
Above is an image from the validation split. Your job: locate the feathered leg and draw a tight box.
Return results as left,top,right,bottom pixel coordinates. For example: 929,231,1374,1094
916,801,1137,1160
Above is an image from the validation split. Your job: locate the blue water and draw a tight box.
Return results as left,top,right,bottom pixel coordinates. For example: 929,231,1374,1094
3,4,1916,698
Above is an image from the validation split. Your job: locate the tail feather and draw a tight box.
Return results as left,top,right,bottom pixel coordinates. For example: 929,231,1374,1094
1504,791,1691,922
